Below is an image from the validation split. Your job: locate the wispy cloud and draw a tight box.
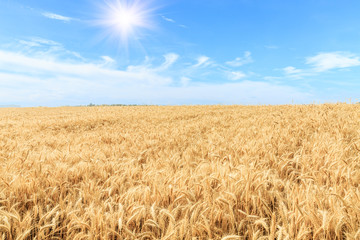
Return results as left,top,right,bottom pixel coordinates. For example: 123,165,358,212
100,56,116,67
263,76,282,81
0,40,173,88
15,37,84,61
188,53,253,81
281,66,311,79
158,53,179,71
42,12,73,22
306,52,360,72
228,71,246,80
161,16,175,23
0,38,311,106
161,15,187,28
0,50,172,84
18,37,61,50
283,66,302,75
283,52,360,78
180,77,191,87
193,56,211,68
101,56,115,63
127,53,179,73
226,51,253,67
269,51,360,81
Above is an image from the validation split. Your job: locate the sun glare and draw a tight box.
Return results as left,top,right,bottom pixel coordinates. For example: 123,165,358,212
97,0,154,46
112,6,141,33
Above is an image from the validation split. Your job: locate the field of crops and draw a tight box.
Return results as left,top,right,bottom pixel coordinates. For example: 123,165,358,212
0,104,359,239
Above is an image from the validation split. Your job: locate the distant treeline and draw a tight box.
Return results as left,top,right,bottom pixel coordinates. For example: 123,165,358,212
85,103,149,107
0,105,21,108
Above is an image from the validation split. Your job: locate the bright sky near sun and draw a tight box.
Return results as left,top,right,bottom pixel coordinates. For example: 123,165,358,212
1,0,360,106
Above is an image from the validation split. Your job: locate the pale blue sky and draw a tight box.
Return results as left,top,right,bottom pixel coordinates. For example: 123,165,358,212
1,0,360,106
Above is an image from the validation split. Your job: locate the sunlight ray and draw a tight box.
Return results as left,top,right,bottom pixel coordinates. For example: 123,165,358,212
95,0,156,47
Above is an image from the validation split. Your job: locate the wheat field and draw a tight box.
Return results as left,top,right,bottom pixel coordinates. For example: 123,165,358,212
0,104,359,239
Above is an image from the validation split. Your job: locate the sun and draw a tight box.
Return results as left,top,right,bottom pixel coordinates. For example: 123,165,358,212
115,10,138,31
110,3,144,36
96,0,155,46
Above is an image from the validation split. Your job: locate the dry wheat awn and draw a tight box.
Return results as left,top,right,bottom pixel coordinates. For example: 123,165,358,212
0,104,359,239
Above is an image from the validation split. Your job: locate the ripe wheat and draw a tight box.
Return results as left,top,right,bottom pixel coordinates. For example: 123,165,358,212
0,104,359,239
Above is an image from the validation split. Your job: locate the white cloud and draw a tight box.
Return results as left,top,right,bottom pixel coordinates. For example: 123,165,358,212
0,39,311,106
18,40,41,48
17,38,61,52
180,77,191,86
263,76,282,81
101,56,116,67
127,53,179,73
158,53,179,71
274,51,360,80
0,50,172,86
161,16,175,23
27,37,60,46
0,70,311,106
42,12,73,22
283,66,302,75
281,66,313,79
15,37,84,61
101,56,115,64
226,51,253,67
112,81,311,105
306,52,360,72
161,15,187,28
228,71,246,80
193,56,211,68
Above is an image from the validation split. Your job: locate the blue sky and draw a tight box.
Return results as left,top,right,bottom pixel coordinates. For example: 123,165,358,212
1,0,360,106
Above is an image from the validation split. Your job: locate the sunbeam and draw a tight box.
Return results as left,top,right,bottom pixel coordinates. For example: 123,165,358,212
95,0,156,47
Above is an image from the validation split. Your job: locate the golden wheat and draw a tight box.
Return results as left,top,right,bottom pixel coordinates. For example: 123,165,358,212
0,104,359,239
